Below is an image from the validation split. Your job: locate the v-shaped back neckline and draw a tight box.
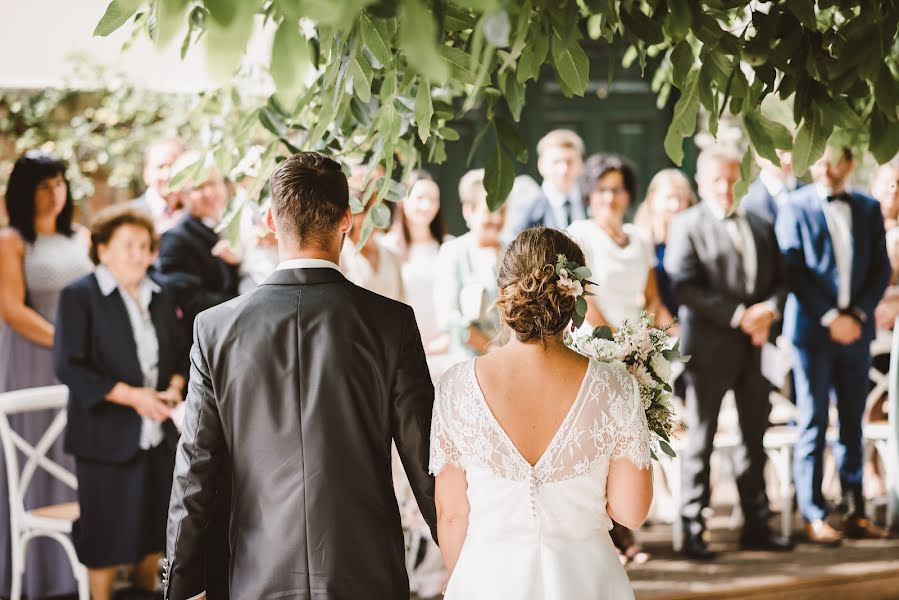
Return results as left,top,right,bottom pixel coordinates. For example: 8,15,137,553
469,357,594,470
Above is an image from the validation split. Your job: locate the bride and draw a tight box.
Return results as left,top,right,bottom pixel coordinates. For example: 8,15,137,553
429,226,653,599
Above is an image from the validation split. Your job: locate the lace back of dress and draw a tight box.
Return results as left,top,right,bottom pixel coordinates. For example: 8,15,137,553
429,359,651,483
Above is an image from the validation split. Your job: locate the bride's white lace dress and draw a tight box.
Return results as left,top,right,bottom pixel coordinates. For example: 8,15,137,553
429,357,652,599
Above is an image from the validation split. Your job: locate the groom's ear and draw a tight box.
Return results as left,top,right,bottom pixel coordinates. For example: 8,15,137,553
265,207,278,234
341,207,353,234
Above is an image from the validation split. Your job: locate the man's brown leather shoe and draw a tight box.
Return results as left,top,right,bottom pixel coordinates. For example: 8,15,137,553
805,520,842,546
844,516,889,540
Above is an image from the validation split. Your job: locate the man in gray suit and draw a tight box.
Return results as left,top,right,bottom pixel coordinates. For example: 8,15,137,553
665,146,792,559
164,152,437,599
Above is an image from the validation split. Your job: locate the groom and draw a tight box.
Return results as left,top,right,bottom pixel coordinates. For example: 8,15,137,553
164,152,437,599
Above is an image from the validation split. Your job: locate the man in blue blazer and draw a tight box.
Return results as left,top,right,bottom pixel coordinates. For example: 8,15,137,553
776,147,891,545
505,129,586,236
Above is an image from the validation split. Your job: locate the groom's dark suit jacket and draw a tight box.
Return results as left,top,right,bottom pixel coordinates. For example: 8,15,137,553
164,267,437,600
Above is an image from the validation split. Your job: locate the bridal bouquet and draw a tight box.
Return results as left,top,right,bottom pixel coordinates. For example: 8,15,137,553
565,313,687,460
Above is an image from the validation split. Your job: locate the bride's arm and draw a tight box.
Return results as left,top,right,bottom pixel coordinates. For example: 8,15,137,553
606,459,653,529
435,465,470,575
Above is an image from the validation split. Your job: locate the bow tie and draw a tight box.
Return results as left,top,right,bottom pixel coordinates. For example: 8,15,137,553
827,193,851,203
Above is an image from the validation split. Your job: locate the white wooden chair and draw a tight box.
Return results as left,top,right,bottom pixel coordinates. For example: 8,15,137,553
0,385,88,600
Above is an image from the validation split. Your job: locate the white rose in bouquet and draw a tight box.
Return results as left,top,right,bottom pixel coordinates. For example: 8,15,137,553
649,352,672,382
632,364,658,389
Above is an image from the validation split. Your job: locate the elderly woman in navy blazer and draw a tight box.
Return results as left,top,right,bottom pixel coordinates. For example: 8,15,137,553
54,205,188,600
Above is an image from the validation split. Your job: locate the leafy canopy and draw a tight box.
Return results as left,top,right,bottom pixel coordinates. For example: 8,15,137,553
96,0,899,242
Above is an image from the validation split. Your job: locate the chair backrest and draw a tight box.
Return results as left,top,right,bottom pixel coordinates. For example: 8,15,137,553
867,332,895,421
0,386,76,533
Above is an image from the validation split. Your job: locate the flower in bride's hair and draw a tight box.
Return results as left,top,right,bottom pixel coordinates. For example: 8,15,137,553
557,274,583,298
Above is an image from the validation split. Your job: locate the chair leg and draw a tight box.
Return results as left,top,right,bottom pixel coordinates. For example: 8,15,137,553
10,533,33,600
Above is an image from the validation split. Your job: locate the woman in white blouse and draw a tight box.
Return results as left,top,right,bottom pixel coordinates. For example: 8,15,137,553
384,171,451,357
567,154,673,331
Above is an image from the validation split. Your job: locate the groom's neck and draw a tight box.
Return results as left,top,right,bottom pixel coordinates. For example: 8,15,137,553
278,239,341,266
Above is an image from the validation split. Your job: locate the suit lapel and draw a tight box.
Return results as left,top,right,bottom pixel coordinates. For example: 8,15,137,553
700,203,746,291
848,194,866,295
104,290,144,385
806,190,840,297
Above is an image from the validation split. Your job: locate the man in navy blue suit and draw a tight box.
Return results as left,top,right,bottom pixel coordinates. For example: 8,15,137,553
776,147,891,545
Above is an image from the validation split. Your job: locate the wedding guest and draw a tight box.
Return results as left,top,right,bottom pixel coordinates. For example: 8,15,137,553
153,155,237,598
383,170,450,595
132,138,185,233
384,170,450,356
435,168,506,357
54,205,188,600
153,154,240,340
0,151,92,598
872,158,899,231
777,147,891,544
340,164,405,301
568,153,673,332
666,145,791,559
506,129,586,235
741,150,800,225
634,168,698,321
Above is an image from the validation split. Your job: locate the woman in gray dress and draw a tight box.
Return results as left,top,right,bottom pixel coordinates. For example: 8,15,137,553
0,152,93,598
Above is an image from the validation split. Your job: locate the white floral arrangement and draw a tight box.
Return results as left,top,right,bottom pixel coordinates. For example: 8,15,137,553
565,312,688,459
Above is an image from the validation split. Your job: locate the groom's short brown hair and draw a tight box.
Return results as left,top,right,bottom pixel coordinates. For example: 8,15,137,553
269,151,349,247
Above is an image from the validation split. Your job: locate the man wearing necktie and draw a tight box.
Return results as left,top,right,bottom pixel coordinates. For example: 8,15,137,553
665,146,791,559
776,147,891,545
506,129,587,235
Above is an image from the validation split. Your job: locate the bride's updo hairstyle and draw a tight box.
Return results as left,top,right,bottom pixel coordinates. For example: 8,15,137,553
497,227,587,343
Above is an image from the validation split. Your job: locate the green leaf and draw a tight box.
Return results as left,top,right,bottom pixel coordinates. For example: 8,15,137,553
665,0,692,41
663,70,701,166
439,126,461,141
205,0,238,26
484,140,514,212
370,202,392,228
168,154,205,190
155,0,190,48
361,14,393,68
494,116,528,163
93,0,141,36
517,30,549,83
619,5,664,46
271,19,312,109
355,212,376,250
733,147,754,205
440,46,483,86
414,81,433,143
483,10,511,48
551,33,589,97
659,439,677,458
870,110,899,164
399,0,449,83
259,106,288,138
499,69,525,121
875,65,899,122
786,0,817,30
348,53,374,103
205,3,255,82
744,109,792,165
670,41,693,90
793,112,831,177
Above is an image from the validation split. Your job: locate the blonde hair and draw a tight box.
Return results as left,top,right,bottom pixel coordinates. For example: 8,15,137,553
636,169,697,243
536,129,585,159
496,227,587,343
458,168,487,207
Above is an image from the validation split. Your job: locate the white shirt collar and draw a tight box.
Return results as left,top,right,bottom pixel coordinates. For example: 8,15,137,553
94,265,160,307
542,180,579,208
704,200,744,220
276,258,340,271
